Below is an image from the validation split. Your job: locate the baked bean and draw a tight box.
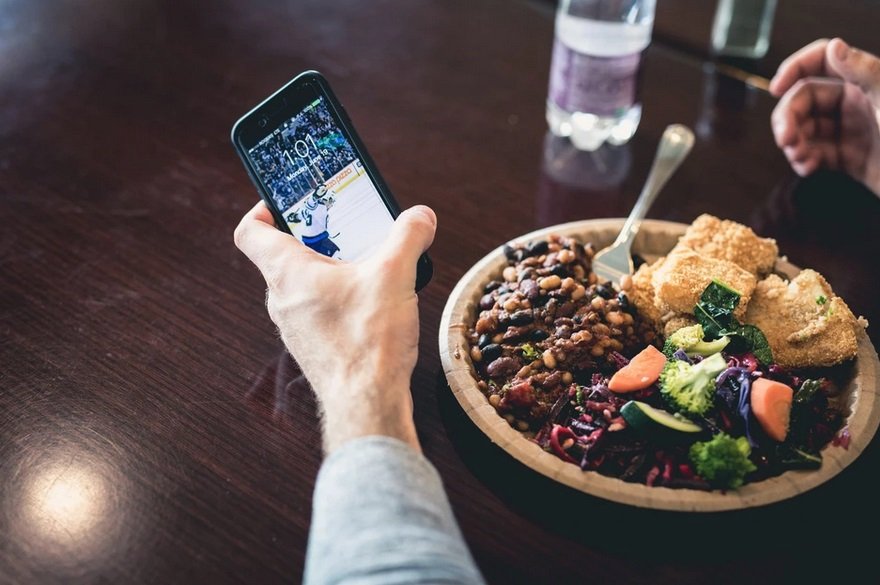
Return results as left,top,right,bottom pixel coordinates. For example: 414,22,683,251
539,275,562,290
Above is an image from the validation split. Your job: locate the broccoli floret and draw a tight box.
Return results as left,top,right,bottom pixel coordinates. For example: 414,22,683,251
689,432,757,489
659,352,727,416
662,324,730,358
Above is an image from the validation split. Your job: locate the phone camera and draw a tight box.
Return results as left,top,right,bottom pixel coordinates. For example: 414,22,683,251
259,116,268,128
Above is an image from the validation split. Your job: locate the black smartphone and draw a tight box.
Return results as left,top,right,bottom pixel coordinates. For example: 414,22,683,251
231,70,432,290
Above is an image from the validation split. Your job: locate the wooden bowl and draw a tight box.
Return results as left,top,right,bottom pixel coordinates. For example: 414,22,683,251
439,219,880,511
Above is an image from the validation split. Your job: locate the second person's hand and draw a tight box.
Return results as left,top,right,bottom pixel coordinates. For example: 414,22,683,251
769,38,880,196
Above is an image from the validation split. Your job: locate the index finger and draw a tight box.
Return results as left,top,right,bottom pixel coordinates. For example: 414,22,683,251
770,39,830,97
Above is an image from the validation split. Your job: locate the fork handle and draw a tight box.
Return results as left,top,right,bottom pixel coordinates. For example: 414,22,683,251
613,124,695,248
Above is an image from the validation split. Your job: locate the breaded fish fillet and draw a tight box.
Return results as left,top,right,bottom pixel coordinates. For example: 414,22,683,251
651,248,757,319
744,270,860,368
674,214,778,276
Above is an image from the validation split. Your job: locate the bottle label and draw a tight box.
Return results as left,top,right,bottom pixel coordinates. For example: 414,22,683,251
548,39,641,117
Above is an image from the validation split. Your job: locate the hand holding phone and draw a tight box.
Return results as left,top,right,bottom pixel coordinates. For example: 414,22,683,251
231,71,432,289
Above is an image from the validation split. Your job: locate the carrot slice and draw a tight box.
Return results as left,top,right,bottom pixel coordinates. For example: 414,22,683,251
609,346,667,393
750,377,794,442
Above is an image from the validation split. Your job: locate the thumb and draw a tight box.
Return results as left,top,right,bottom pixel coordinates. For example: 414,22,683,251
827,38,880,108
370,205,436,287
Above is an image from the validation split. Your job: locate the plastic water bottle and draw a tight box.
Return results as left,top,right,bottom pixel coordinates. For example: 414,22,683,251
546,0,656,151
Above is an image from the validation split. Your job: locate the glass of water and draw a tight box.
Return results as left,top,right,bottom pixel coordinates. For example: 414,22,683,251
711,0,778,59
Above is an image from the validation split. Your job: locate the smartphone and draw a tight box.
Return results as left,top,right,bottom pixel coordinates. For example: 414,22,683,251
231,70,432,290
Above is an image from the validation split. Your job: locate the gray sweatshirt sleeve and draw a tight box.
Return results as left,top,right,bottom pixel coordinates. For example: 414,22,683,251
304,436,486,585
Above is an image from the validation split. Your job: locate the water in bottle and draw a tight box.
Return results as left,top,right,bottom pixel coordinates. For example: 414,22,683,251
546,0,656,151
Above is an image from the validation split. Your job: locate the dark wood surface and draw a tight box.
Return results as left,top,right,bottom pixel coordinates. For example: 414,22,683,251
1,1,878,583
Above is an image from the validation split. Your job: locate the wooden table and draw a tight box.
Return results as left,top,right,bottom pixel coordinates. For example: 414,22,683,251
2,1,878,583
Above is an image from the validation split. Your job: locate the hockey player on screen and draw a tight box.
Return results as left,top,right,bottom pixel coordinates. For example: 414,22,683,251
287,184,341,258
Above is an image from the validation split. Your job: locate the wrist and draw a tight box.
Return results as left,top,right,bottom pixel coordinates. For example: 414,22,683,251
315,375,420,455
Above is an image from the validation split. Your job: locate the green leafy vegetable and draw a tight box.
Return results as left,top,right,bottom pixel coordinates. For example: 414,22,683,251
774,444,822,470
816,295,827,305
520,343,541,362
689,432,757,489
787,379,823,442
772,379,826,471
693,280,773,364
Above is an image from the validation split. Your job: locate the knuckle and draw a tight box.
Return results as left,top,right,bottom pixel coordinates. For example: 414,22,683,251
233,222,247,249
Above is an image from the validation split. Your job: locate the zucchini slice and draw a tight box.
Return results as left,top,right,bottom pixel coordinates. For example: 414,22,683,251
621,400,702,435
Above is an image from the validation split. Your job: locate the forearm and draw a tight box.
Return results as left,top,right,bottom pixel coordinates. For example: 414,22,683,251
304,437,485,585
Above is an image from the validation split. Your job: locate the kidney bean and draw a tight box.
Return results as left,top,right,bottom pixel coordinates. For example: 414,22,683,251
519,279,540,300
479,294,496,311
503,325,531,342
475,316,496,334
486,356,520,378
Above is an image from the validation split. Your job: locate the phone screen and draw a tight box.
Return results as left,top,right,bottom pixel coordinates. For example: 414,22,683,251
245,95,394,261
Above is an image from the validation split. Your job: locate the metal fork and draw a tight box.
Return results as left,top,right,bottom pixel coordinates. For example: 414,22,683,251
592,124,695,285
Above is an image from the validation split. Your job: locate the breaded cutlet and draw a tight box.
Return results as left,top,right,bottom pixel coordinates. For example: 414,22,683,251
651,248,757,319
674,214,778,276
744,270,861,368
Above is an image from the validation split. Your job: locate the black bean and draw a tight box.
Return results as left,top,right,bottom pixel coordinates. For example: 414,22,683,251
496,285,511,295
478,334,492,348
526,240,549,256
617,292,632,312
481,343,502,363
509,309,533,326
632,253,647,270
503,244,517,261
550,265,568,277
531,329,549,341
479,294,496,310
483,279,502,294
596,284,614,299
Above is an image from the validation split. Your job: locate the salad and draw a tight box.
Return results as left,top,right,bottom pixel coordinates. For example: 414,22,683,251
467,234,851,491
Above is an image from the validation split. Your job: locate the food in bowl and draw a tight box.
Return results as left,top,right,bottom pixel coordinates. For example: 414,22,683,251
465,216,866,491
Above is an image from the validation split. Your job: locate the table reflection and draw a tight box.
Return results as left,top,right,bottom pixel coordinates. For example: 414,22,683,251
7,434,131,569
537,132,631,226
